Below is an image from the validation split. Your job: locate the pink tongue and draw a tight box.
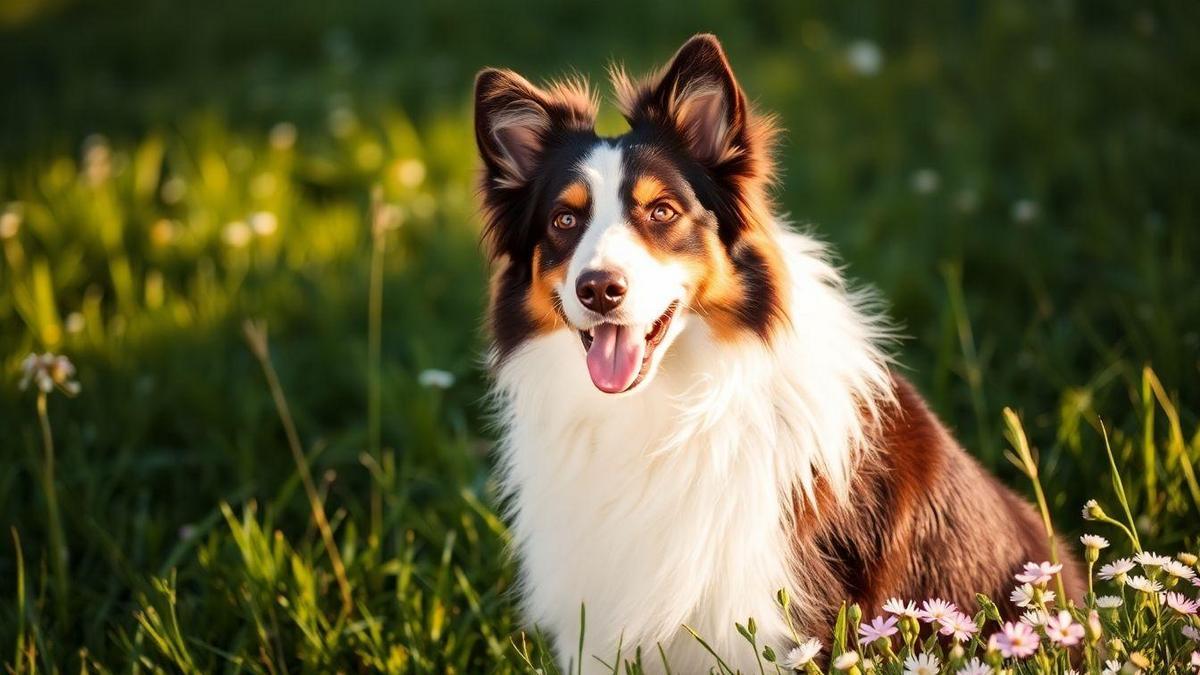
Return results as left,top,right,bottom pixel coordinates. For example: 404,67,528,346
586,323,646,393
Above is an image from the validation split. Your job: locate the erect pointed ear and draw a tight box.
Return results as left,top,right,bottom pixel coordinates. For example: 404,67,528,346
615,34,747,166
474,68,595,189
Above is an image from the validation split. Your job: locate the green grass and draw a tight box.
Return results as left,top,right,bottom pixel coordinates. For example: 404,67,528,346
1,0,1198,671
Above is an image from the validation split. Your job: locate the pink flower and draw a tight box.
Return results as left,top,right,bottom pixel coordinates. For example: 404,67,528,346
1016,561,1063,586
1045,610,1085,647
989,622,1040,658
1164,592,1200,616
918,598,958,624
937,611,978,642
858,615,899,644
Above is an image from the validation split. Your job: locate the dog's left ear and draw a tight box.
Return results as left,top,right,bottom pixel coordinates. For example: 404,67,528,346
616,34,747,167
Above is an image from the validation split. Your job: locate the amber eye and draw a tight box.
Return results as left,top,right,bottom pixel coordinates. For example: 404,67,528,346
553,212,577,230
649,203,679,223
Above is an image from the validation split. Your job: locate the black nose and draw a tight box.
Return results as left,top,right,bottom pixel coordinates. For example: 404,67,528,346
576,269,628,315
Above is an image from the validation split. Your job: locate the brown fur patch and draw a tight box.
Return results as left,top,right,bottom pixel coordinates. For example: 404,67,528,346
632,176,668,205
526,246,567,332
787,375,1086,642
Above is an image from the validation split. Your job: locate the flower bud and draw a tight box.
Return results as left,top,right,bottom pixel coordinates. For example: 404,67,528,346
1082,499,1107,521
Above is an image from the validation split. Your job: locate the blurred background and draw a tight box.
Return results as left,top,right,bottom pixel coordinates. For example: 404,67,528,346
1,0,1198,671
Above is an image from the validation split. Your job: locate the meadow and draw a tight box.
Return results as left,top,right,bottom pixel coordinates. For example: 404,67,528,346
1,0,1199,672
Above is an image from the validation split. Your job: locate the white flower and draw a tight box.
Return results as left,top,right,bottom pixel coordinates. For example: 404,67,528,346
956,658,990,675
1182,625,1200,641
1080,534,1110,550
1125,575,1163,594
782,638,822,669
1102,660,1122,675
882,598,919,617
1098,558,1135,581
1009,583,1054,608
250,211,278,237
1133,551,1172,568
19,353,81,396
918,598,957,623
1165,560,1197,579
269,122,298,150
903,652,940,675
418,369,455,389
911,169,940,195
222,221,252,247
1095,595,1123,609
846,40,882,76
1019,609,1050,626
1011,199,1039,224
832,650,859,671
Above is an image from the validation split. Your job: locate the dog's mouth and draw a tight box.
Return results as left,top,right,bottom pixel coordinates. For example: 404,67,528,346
578,301,680,394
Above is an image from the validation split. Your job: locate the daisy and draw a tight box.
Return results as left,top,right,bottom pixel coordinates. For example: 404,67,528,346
1019,609,1050,627
937,611,978,642
832,650,859,671
1183,625,1200,641
1082,499,1105,520
903,653,940,675
1133,551,1172,568
782,638,822,669
1098,558,1135,581
1193,577,1200,589
882,598,919,618
1016,561,1062,586
1095,595,1123,609
1192,651,1199,669
858,615,898,644
989,621,1040,658
1164,591,1200,615
1009,583,1054,608
956,658,990,675
1045,610,1085,646
1080,534,1110,550
1165,560,1198,580
918,598,957,624
1125,575,1163,594
1102,661,1121,675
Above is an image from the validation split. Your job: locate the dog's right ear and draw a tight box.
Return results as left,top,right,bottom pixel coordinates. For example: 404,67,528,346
474,69,595,190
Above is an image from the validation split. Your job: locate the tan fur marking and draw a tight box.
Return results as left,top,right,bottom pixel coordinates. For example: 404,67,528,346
632,176,667,205
558,181,590,211
527,247,566,332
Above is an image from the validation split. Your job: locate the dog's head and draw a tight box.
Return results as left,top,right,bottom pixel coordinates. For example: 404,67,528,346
476,35,786,394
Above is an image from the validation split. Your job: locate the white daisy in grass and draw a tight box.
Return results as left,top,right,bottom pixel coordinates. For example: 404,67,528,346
882,598,919,617
903,652,940,675
1009,583,1054,608
1165,560,1197,580
1163,591,1200,615
956,658,990,675
782,638,822,669
1098,558,1135,581
1080,534,1110,550
1082,499,1106,520
1133,551,1173,569
1102,660,1122,675
1019,609,1050,627
917,598,957,623
1095,595,1123,609
832,650,858,671
1125,575,1163,594
1015,561,1062,586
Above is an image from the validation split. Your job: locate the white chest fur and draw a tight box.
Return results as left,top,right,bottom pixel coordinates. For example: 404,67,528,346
490,231,892,674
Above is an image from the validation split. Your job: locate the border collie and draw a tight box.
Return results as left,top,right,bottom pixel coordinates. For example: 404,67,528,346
474,34,1082,673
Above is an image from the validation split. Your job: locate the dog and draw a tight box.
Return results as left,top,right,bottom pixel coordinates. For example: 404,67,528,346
474,34,1083,674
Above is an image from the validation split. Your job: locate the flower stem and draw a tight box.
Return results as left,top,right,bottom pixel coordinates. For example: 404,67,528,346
367,187,388,546
35,391,69,628
1003,408,1068,602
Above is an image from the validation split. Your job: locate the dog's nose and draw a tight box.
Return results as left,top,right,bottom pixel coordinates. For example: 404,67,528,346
576,269,628,315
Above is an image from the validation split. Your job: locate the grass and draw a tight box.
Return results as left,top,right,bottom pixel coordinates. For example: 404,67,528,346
1,0,1198,671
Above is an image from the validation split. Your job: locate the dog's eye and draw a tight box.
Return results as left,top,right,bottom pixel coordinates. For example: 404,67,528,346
552,212,577,230
649,203,679,223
